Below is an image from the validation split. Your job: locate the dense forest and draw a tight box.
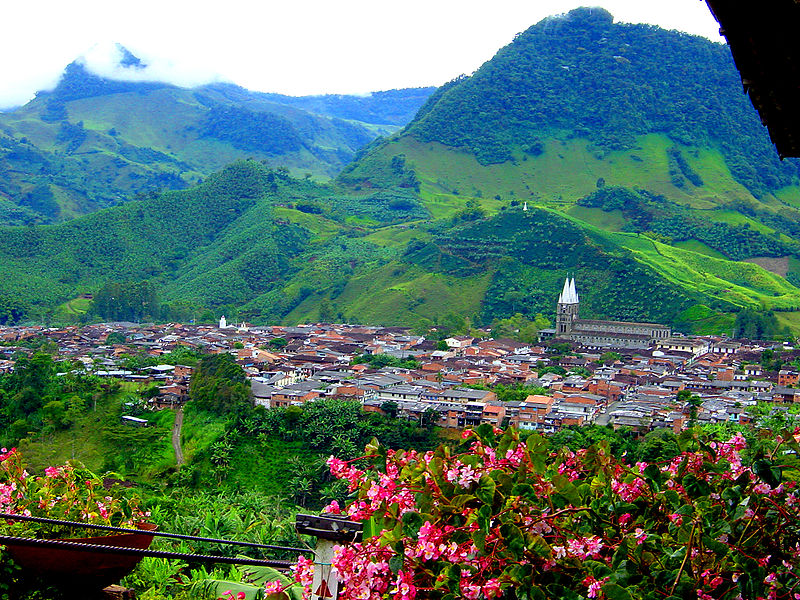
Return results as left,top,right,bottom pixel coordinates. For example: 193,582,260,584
403,7,800,197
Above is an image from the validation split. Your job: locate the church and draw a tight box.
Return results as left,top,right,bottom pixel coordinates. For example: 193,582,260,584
543,278,672,349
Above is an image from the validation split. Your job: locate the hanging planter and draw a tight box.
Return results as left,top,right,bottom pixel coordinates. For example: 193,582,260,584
2,522,157,591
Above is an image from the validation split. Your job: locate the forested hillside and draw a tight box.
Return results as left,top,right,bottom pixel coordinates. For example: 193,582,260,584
338,7,800,334
0,52,433,224
0,159,796,335
2,10,800,335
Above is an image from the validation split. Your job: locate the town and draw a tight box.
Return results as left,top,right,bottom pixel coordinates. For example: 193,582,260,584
1,314,795,437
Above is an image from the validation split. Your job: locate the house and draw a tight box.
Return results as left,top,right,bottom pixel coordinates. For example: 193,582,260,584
778,370,800,387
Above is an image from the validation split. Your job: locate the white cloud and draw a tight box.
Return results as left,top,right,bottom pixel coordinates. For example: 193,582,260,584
0,0,723,109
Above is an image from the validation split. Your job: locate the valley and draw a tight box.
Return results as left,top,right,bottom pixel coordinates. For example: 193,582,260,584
2,5,800,599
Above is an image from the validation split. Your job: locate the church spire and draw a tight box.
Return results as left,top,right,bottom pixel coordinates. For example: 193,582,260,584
559,277,579,304
570,277,579,303
559,278,571,304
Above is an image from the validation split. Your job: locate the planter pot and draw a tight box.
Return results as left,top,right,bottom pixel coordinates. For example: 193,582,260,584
4,522,157,591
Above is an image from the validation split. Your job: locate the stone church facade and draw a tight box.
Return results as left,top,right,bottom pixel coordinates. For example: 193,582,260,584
553,278,671,349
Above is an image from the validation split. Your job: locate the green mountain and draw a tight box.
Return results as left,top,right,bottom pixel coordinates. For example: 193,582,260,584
3,10,800,335
0,50,434,224
338,7,800,332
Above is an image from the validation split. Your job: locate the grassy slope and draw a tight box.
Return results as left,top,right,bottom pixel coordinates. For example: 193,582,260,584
18,391,175,475
346,132,800,328
554,210,800,310
366,134,777,213
286,262,492,325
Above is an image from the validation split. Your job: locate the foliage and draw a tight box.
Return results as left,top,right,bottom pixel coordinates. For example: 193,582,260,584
278,426,800,600
598,352,621,365
0,295,28,325
734,309,781,340
189,354,251,415
404,7,800,195
92,280,159,322
0,447,146,537
353,354,421,370
0,64,432,223
0,352,120,446
490,313,550,342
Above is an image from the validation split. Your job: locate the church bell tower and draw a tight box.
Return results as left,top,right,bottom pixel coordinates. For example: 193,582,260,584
556,277,580,336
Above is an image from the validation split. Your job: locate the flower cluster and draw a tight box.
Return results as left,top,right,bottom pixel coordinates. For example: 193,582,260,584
289,426,800,600
0,448,146,539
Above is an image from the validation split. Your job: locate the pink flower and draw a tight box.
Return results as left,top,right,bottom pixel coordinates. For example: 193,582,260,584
322,500,341,514
583,575,608,598
634,528,647,545
482,578,502,599
292,555,314,589
395,570,416,600
619,512,632,526
264,580,285,595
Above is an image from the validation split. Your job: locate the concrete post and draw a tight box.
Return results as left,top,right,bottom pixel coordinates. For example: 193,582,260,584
295,514,363,600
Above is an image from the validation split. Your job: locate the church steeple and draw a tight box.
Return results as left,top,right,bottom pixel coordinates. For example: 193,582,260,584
556,277,580,336
560,277,579,304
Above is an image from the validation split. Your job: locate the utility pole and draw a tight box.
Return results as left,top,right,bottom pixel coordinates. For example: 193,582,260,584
295,514,363,600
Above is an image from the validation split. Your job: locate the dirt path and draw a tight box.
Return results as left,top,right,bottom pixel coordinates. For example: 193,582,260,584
172,406,185,466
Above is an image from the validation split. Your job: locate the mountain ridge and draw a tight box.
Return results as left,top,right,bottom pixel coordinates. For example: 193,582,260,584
0,48,434,224
2,10,800,336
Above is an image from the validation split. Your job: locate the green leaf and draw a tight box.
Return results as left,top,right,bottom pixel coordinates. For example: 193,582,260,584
450,494,476,508
611,542,628,570
511,483,534,497
476,475,497,505
753,458,782,488
643,464,662,487
238,563,292,586
681,473,711,498
701,535,729,557
602,583,633,600
472,529,487,552
500,523,525,559
190,579,263,600
402,511,424,537
389,554,403,574
526,434,548,473
551,473,581,505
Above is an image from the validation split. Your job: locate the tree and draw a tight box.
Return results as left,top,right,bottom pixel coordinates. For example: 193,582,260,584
598,351,621,365
189,353,251,415
268,337,288,350
381,401,399,419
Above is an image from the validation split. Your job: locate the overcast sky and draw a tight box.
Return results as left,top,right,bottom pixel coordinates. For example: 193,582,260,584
0,0,723,109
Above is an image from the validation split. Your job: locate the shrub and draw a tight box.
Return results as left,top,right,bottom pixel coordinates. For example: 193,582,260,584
276,426,800,600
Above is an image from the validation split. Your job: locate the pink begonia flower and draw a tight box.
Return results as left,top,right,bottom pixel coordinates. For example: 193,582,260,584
634,528,647,545
44,466,60,478
264,580,285,595
583,575,608,598
322,500,341,514
619,512,632,525
482,578,502,599
395,570,416,600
